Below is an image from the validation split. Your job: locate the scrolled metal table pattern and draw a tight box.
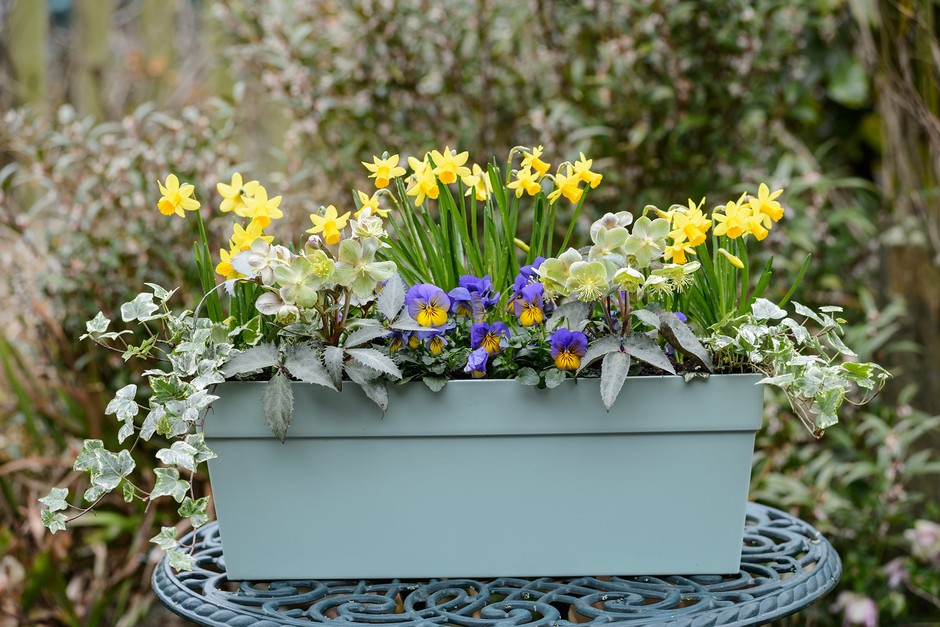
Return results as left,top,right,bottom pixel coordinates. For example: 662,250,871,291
152,503,840,626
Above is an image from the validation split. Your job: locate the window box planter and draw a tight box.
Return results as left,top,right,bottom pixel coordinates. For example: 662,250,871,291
204,373,763,580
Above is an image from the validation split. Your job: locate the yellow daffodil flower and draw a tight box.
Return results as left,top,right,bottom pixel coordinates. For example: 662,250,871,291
547,165,584,205
712,198,750,239
717,247,745,269
216,172,260,214
743,212,769,241
664,239,696,264
354,190,389,218
461,164,491,201
507,167,542,198
669,205,712,246
572,152,603,188
405,157,440,206
241,185,283,227
306,205,351,245
521,146,551,177
157,173,200,218
749,183,785,227
361,154,406,189
230,220,273,251
430,147,471,185
215,246,243,280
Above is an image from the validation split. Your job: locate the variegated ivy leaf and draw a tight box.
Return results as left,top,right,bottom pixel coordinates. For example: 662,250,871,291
751,298,787,321
120,293,160,322
179,496,211,528
145,283,178,303
167,549,196,571
106,385,139,420
156,441,200,472
261,371,293,443
150,526,179,551
75,444,135,503
82,311,110,337
151,468,190,503
221,342,279,378
792,301,823,324
41,510,67,534
39,487,69,512
377,274,406,321
185,433,217,464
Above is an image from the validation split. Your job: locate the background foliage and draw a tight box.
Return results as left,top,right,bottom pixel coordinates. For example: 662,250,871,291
1,0,938,624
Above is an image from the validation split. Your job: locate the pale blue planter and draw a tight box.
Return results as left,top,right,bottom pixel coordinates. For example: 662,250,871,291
204,374,764,580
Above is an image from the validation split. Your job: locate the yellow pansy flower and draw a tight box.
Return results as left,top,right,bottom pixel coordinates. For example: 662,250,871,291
157,173,200,218
507,167,542,198
216,172,259,214
430,147,471,185
230,220,273,251
361,154,406,189
306,205,351,245
749,183,785,227
572,152,603,188
241,185,283,227
353,190,389,218
521,146,551,177
547,165,584,205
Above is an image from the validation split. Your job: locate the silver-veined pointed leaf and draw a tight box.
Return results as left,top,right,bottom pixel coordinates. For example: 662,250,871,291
621,333,675,374
377,274,406,321
546,300,592,331
346,348,402,380
600,351,631,411
261,370,293,443
577,335,621,374
343,326,391,349
345,362,388,413
323,345,345,389
657,310,713,372
284,344,336,389
221,342,279,378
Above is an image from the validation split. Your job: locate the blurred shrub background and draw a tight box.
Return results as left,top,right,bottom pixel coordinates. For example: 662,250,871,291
1,0,939,624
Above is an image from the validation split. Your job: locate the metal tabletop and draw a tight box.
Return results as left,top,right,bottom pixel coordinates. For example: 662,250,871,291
152,502,840,626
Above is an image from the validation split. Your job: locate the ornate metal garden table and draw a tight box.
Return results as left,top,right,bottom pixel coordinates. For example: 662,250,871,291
153,503,840,626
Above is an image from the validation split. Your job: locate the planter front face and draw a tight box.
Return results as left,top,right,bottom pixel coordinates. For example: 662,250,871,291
204,375,763,580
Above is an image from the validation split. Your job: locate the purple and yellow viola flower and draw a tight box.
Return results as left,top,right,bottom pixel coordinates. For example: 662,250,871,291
470,321,510,355
449,274,500,319
518,257,546,282
389,330,411,353
464,347,490,378
550,328,588,371
416,328,448,355
513,282,545,327
406,284,450,327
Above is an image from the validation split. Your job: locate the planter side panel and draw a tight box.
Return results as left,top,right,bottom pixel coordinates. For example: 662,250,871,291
205,376,763,579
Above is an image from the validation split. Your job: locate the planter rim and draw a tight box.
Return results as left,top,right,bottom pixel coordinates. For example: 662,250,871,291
205,372,764,440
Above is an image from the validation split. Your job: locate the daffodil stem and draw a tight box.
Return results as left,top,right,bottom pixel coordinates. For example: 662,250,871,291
736,239,750,314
